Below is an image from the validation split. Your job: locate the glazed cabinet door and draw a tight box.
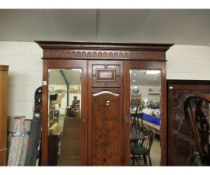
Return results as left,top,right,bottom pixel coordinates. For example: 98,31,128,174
167,81,210,165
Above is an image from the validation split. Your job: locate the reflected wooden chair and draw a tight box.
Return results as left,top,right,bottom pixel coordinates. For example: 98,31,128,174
131,104,144,129
130,126,155,166
184,94,210,165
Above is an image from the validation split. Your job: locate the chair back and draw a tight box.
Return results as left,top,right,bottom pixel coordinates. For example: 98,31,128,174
142,129,155,152
131,123,147,138
184,94,210,165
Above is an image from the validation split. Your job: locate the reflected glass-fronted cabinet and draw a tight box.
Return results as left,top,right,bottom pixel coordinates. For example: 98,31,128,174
167,80,210,165
37,42,172,166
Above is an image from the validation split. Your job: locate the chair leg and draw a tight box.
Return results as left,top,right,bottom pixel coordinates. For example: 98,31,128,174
136,155,141,166
148,154,152,166
131,154,135,166
132,157,135,166
143,155,147,165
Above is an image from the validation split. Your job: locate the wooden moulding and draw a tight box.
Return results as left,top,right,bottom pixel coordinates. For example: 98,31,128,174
37,41,173,61
0,65,9,71
0,65,9,166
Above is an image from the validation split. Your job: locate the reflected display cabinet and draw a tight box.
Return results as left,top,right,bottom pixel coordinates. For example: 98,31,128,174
167,80,210,165
37,41,172,166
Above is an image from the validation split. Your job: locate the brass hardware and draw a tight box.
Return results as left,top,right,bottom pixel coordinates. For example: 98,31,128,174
105,100,110,106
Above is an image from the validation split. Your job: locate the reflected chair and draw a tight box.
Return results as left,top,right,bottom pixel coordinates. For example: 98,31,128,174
184,94,210,165
130,127,155,166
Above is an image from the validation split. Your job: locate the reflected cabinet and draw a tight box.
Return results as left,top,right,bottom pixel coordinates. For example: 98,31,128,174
167,80,210,165
37,42,172,166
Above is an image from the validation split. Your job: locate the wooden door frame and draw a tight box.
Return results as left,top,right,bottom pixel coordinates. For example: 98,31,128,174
124,61,167,165
41,59,88,165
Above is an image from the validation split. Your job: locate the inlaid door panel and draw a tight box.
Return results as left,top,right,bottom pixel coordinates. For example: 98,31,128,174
90,61,122,88
88,61,124,165
91,90,123,165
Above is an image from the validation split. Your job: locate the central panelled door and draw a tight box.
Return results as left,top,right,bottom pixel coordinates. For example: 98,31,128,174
88,61,124,165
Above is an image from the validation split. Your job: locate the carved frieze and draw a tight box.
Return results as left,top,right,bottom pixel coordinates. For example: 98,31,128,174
43,49,165,60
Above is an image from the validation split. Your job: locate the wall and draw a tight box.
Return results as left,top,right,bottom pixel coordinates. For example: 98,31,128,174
166,45,210,80
0,42,42,119
1,42,210,118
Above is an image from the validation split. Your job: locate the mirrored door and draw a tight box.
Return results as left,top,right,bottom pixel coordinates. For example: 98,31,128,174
42,60,87,166
48,69,82,165
130,69,161,166
124,61,166,166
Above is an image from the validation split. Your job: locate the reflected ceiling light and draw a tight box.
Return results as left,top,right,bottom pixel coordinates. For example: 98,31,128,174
132,79,136,82
72,69,82,72
133,73,136,76
146,70,160,74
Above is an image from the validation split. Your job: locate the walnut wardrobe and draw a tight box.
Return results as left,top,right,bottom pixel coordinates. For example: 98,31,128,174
37,42,172,166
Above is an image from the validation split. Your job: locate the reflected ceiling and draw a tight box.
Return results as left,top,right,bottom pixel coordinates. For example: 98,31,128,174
130,70,161,86
49,69,81,85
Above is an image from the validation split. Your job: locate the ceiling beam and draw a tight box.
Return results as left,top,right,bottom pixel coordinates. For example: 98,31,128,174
59,70,70,106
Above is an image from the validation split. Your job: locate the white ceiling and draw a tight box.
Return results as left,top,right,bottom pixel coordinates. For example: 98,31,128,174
0,9,210,45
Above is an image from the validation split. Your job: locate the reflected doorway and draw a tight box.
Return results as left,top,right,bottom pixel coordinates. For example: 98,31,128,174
130,69,161,166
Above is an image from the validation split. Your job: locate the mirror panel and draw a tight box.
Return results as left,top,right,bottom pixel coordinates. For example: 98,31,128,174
130,69,161,166
48,69,82,165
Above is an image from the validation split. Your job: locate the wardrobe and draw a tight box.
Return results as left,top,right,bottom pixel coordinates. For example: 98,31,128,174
37,42,172,166
0,65,9,166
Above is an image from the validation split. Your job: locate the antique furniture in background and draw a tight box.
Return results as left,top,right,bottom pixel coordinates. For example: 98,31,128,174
130,125,155,166
37,41,172,166
184,94,210,165
167,80,210,165
0,65,9,166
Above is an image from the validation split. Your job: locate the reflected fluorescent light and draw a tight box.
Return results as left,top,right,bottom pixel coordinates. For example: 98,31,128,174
133,73,136,76
146,70,160,74
132,79,136,82
72,69,82,72
133,86,138,89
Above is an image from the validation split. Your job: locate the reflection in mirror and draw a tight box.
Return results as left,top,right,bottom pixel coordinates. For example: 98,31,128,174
130,70,161,166
48,69,81,165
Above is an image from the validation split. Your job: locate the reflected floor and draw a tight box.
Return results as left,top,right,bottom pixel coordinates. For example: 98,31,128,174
58,117,80,165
